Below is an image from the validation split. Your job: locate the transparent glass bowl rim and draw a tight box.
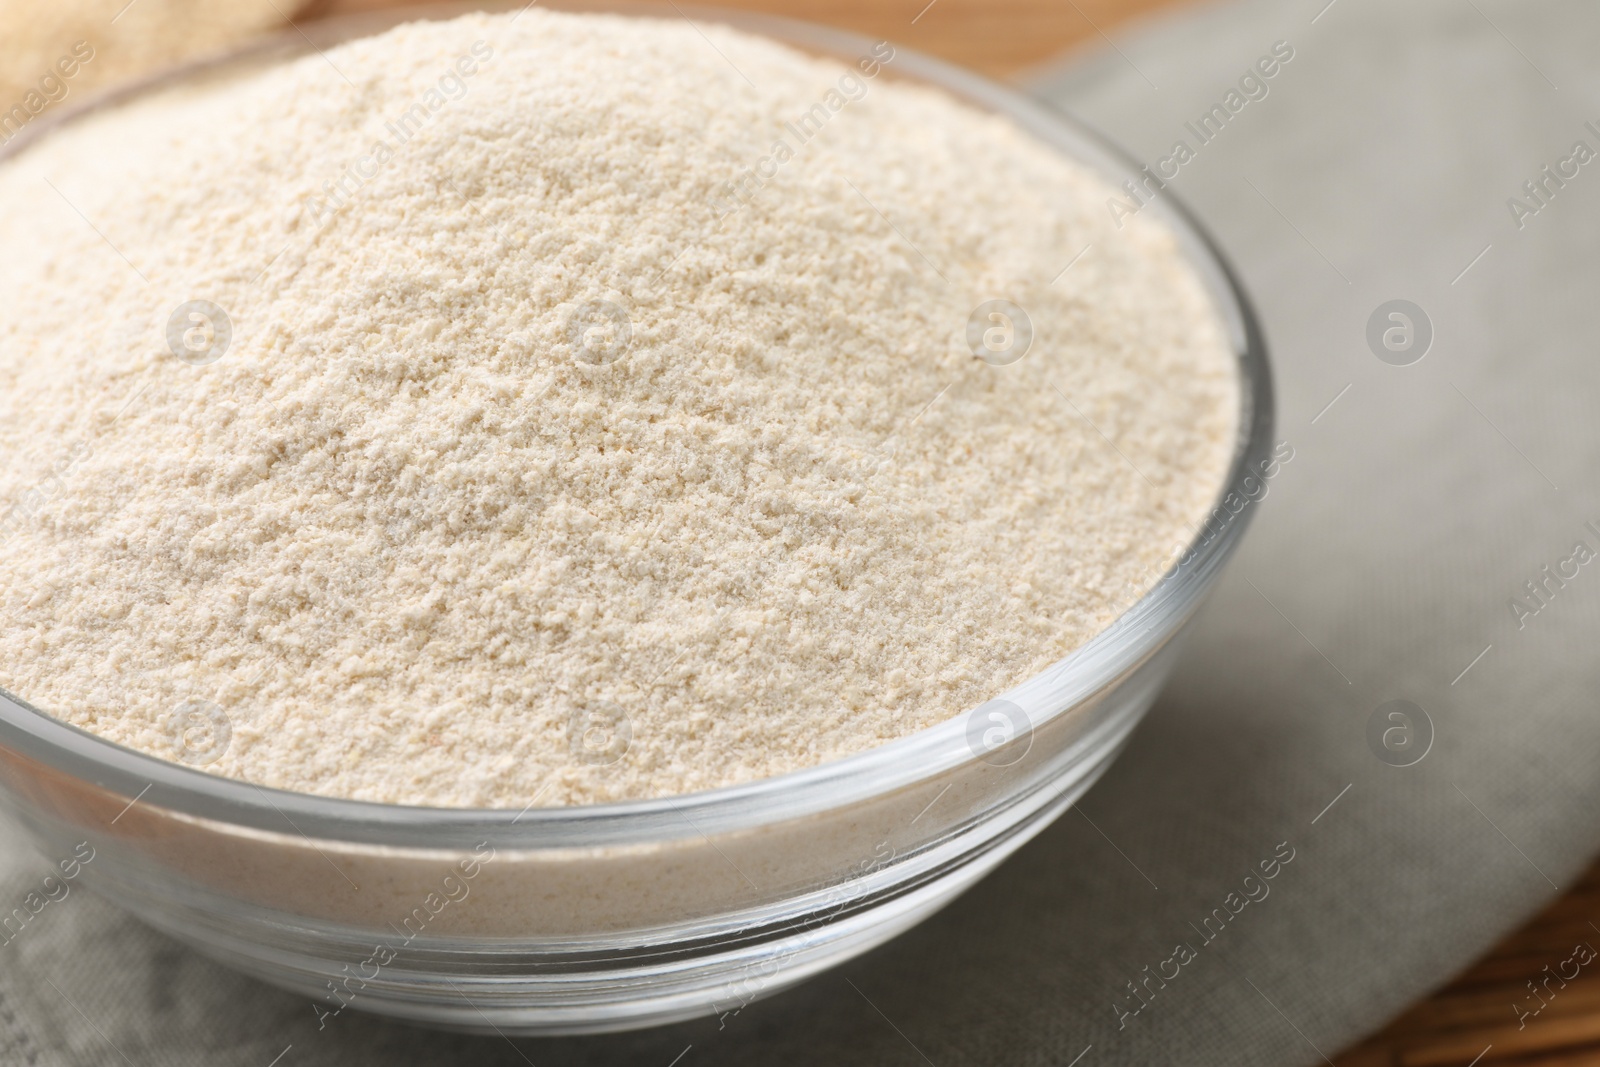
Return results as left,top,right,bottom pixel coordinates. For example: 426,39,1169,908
0,0,1274,850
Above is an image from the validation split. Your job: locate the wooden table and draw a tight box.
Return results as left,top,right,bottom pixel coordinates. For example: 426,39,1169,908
313,0,1186,79
300,2,1599,1062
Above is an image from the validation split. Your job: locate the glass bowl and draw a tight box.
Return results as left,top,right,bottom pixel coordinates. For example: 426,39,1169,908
0,0,1273,1036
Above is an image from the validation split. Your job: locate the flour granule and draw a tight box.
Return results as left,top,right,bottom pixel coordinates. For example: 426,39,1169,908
0,10,1238,806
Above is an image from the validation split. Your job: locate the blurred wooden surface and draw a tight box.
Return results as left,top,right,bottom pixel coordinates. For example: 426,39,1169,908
311,0,1189,79
303,1,1600,1063
1341,862,1600,1066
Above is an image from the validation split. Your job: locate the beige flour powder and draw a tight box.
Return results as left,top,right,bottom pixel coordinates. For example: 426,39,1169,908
0,10,1237,807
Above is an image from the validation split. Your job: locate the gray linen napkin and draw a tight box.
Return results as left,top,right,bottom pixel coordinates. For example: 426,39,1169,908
4,0,1600,1063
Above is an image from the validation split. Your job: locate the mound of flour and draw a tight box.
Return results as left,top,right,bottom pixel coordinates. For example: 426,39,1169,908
0,10,1237,806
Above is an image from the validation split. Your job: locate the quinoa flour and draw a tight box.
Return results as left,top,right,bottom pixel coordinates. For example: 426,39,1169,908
0,10,1238,807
